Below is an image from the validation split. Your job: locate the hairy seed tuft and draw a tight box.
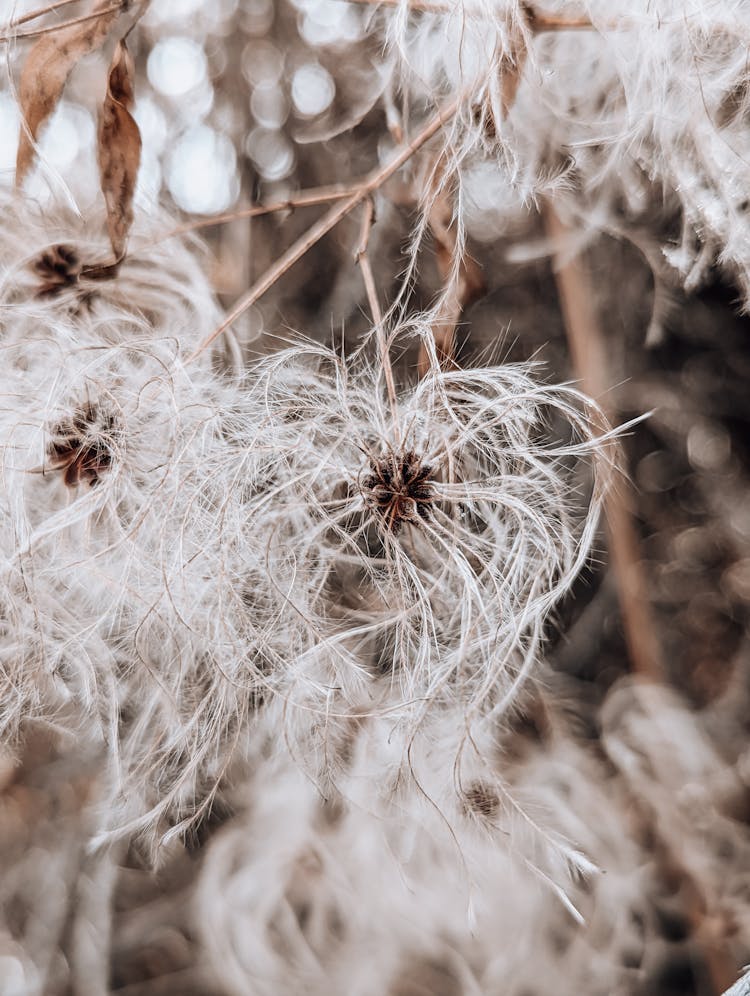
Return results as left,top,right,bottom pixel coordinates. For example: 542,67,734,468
361,449,435,531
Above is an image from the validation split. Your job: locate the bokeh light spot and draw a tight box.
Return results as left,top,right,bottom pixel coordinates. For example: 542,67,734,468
246,127,295,181
291,63,335,117
148,37,208,98
167,125,239,214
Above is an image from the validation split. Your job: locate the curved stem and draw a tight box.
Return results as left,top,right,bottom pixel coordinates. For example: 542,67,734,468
188,93,461,362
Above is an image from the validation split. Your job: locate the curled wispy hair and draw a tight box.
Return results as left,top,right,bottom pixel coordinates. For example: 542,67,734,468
213,327,619,737
0,188,222,356
378,0,750,302
193,707,651,996
194,673,750,996
0,193,264,845
0,186,620,848
0,342,220,833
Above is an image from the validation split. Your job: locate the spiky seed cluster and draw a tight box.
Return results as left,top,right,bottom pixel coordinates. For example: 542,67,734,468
0,191,222,351
0,192,263,844
33,243,82,298
0,189,666,996
361,449,435,530
47,403,119,487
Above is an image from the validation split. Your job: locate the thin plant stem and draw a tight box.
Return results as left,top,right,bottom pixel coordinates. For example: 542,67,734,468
547,204,740,988
355,198,399,424
355,199,383,328
0,2,124,42
149,182,364,247
418,179,485,375
341,0,750,41
415,14,524,375
189,93,462,362
527,10,597,30
542,200,663,681
415,26,527,375
4,0,83,29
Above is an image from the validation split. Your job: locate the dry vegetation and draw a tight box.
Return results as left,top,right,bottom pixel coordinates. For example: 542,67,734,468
0,2,750,995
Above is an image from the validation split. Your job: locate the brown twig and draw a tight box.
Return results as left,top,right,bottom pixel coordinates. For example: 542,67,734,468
415,11,529,375
150,182,364,247
524,8,597,31
1,2,125,42
355,199,400,422
354,198,383,328
189,94,461,362
4,0,84,29
542,201,663,681
547,209,735,990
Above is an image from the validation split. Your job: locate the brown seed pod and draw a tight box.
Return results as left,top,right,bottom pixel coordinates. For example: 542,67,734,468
47,403,119,487
463,781,500,820
32,244,83,298
361,449,435,532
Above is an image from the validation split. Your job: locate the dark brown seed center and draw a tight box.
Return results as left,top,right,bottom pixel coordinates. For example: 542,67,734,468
47,404,119,488
361,449,435,531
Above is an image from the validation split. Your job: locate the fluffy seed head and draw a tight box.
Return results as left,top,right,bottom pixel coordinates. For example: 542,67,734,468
377,1,750,302
214,332,621,741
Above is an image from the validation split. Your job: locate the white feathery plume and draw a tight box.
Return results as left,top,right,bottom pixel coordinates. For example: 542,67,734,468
0,192,221,351
601,678,750,952
0,342,284,845
0,185,621,851
377,0,750,301
193,709,650,996
213,327,618,739
0,311,617,845
0,191,269,845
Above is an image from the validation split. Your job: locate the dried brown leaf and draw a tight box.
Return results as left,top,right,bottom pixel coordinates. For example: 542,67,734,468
15,0,124,186
98,37,141,260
